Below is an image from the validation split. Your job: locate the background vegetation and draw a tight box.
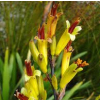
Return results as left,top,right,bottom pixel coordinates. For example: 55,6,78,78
0,1,100,100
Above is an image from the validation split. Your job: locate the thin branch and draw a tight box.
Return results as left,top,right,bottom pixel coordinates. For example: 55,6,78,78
40,1,53,27
48,50,58,100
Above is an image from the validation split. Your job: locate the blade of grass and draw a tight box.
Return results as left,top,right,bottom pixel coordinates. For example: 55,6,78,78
71,51,87,63
63,81,83,100
10,74,24,100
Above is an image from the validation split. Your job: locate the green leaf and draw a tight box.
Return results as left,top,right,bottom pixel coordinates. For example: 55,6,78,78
0,58,4,86
55,51,63,69
2,48,10,100
9,53,15,75
16,52,23,74
0,58,4,75
71,51,87,63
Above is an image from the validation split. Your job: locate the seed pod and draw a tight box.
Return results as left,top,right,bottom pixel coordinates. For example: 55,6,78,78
51,75,58,90
60,63,83,89
29,40,39,62
38,54,47,73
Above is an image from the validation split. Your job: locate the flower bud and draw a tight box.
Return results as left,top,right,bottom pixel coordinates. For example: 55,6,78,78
50,36,56,55
37,75,47,100
29,40,39,62
51,75,58,90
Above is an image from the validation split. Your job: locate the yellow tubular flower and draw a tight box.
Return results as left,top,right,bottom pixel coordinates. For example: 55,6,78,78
61,46,73,76
60,59,89,89
37,75,47,100
37,54,47,73
56,20,82,55
56,29,70,55
29,40,39,63
25,81,38,100
60,63,83,89
15,60,43,100
37,39,48,65
50,36,56,56
28,77,39,96
46,2,62,39
47,13,62,39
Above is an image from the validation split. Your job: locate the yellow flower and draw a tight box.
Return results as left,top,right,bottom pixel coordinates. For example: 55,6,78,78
61,45,73,76
60,59,89,89
46,2,62,39
15,60,46,100
56,19,82,55
33,25,48,73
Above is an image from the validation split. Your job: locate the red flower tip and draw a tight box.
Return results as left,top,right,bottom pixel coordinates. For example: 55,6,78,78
14,90,28,100
25,60,33,76
38,24,45,39
51,2,59,16
69,19,80,34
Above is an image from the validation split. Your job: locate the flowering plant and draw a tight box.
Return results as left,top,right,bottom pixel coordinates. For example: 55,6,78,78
15,2,89,100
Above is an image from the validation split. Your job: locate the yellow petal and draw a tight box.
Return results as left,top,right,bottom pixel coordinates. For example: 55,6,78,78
68,33,76,41
37,54,47,73
72,26,82,35
25,82,37,98
37,75,45,99
34,70,41,77
42,90,47,100
37,39,48,65
66,20,70,29
60,63,83,89
28,76,39,96
61,49,72,76
56,29,70,55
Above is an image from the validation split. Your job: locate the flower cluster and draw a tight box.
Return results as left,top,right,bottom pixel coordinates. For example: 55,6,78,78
15,60,46,100
15,2,89,100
